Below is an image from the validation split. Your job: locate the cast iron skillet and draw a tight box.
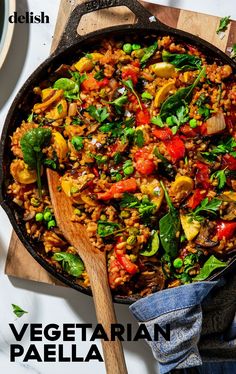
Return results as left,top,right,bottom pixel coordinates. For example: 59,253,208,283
1,0,236,304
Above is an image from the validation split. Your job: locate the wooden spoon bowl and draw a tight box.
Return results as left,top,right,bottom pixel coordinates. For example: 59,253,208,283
47,169,128,374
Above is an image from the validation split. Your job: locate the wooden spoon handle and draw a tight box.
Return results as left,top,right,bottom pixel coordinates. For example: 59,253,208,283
87,258,128,374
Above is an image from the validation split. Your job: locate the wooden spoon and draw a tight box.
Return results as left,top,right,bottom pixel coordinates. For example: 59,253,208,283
47,169,128,374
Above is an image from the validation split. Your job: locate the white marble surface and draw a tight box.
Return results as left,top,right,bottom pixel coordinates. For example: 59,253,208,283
0,1,235,373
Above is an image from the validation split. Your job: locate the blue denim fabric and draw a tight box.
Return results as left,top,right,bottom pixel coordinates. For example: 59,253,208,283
129,282,218,374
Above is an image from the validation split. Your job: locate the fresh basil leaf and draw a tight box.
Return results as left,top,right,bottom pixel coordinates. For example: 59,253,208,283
87,106,110,123
216,16,231,34
12,304,28,318
140,41,158,66
162,50,202,71
97,221,120,237
193,255,227,281
160,67,206,120
159,181,180,258
20,128,52,197
52,252,84,277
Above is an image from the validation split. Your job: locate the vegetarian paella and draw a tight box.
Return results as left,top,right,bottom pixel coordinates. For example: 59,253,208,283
8,36,236,297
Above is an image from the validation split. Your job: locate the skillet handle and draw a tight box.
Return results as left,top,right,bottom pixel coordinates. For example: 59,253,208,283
56,0,158,51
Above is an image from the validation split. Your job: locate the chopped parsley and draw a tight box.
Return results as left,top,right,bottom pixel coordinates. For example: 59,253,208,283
12,304,28,318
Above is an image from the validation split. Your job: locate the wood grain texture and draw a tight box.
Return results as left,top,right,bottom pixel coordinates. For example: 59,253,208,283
5,0,236,287
46,169,128,374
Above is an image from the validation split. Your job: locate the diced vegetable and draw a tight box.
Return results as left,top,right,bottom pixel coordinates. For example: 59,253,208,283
180,214,201,241
52,132,68,162
10,160,38,185
163,135,185,162
97,178,137,200
74,57,94,72
216,221,236,240
170,176,194,201
205,112,226,135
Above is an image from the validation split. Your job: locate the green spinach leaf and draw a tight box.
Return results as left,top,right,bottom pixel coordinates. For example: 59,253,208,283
193,255,227,281
52,252,84,277
159,181,180,258
160,67,206,120
140,41,158,66
20,128,52,197
162,50,202,71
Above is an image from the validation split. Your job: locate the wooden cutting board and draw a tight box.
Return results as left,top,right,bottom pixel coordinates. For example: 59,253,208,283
5,0,236,285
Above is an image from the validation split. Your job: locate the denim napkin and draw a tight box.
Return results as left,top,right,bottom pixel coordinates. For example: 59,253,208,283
129,271,236,374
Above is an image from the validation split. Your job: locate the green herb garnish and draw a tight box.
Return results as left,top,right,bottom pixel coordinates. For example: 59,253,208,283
201,136,236,161
190,198,222,221
97,221,121,237
151,115,164,127
135,129,145,147
52,252,84,277
216,16,231,34
71,136,84,151
12,304,28,318
87,106,110,123
120,193,156,217
123,79,142,109
210,169,227,189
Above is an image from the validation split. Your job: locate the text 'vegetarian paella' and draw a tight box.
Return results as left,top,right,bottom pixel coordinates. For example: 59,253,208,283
8,36,236,297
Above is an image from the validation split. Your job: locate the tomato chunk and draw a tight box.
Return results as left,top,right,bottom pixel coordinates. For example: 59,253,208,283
81,75,99,91
195,161,211,189
116,253,138,275
222,154,236,171
163,136,185,162
122,68,138,85
134,147,155,175
153,127,173,140
136,108,150,126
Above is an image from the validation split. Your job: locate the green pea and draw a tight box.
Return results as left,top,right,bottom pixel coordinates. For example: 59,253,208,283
123,43,132,54
100,214,107,221
173,258,183,269
123,165,134,176
74,208,82,216
166,116,175,126
189,118,197,128
48,220,56,229
127,235,137,245
132,43,141,50
44,211,52,222
31,197,40,207
120,210,131,219
35,213,43,222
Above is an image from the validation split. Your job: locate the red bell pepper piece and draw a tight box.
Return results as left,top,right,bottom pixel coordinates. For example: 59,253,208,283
222,154,236,171
187,189,207,210
116,253,138,275
153,127,173,140
136,107,150,126
97,178,137,200
163,135,185,163
195,161,211,189
122,68,138,85
199,122,208,136
216,221,236,240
